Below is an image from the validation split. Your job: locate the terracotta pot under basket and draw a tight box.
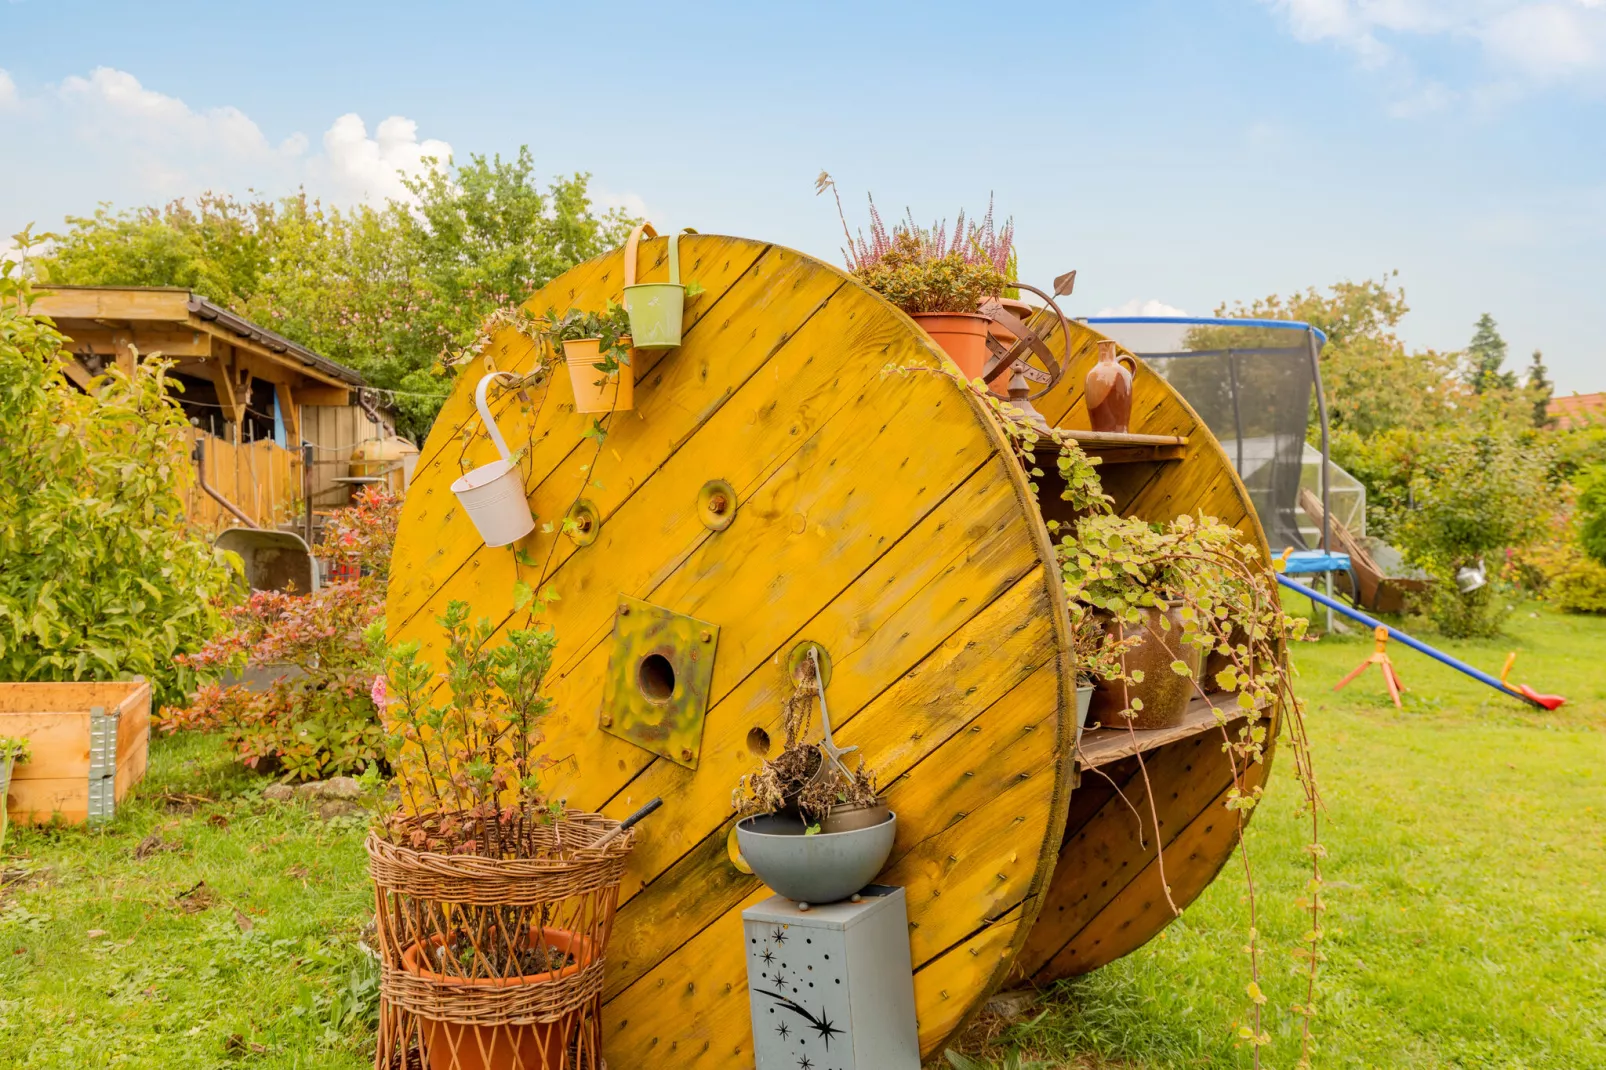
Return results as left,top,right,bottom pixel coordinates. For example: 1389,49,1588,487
910,311,991,380
400,926,595,1070
1088,602,1203,730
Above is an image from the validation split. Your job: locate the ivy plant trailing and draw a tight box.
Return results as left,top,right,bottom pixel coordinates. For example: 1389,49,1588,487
893,362,1325,1066
0,232,237,706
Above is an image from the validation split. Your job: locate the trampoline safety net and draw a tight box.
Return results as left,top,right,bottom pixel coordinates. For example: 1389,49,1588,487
1084,317,1324,552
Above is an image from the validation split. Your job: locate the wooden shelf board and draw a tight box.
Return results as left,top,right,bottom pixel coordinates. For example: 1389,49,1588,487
1075,691,1249,769
1034,431,1188,465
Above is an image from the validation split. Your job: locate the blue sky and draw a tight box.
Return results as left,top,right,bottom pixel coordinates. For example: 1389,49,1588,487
3,0,1603,391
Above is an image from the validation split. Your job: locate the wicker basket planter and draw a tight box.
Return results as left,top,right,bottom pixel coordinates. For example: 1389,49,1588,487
369,810,635,1070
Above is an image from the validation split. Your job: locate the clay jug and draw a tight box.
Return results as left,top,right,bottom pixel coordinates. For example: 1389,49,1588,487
1085,339,1135,433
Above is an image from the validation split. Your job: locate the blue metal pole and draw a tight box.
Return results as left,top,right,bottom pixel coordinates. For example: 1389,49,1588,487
1275,574,1541,707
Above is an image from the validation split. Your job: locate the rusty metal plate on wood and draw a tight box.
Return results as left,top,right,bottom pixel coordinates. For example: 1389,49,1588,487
600,596,719,769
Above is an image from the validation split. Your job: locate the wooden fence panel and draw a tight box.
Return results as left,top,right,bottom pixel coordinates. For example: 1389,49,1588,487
183,430,302,533
303,405,389,510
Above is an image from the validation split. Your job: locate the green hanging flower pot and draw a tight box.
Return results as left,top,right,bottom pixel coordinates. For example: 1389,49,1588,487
621,222,686,349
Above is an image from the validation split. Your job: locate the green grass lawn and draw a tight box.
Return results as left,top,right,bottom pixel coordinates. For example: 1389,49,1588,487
2,605,1603,1069
0,735,375,1070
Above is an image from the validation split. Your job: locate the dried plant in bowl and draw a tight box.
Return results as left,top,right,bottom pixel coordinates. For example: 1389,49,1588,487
732,662,879,827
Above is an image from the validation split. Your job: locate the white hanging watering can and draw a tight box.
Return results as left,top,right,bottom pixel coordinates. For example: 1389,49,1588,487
450,373,535,548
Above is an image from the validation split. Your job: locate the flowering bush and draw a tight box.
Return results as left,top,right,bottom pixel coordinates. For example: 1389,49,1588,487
157,486,400,780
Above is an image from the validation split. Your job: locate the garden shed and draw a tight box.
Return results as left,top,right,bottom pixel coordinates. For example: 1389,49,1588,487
31,286,402,531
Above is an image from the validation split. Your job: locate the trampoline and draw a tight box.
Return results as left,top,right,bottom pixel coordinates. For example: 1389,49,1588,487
1085,316,1347,626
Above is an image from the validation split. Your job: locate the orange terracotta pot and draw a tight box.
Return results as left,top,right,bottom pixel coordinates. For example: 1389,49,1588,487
1085,339,1136,433
910,312,991,380
563,338,634,414
1087,603,1203,730
400,927,594,1070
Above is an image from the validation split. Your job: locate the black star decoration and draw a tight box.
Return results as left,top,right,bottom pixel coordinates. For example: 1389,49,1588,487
806,1006,842,1050
754,989,845,1052
775,1022,791,1041
761,948,776,966
771,926,788,945
797,1057,813,1070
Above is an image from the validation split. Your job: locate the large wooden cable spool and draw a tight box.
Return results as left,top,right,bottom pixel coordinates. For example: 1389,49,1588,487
386,235,1285,1064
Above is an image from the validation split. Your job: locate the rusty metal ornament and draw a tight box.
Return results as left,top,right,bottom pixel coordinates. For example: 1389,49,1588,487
600,596,720,769
979,276,1076,402
697,479,738,531
566,499,601,546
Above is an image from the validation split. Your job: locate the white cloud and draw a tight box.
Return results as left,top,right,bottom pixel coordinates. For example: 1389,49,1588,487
1264,0,1606,107
594,188,651,221
3,66,450,207
1481,3,1605,78
315,114,452,205
1093,298,1190,318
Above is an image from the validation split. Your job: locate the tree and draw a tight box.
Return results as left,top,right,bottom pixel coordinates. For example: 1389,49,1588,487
1578,464,1606,566
1213,274,1466,439
1526,349,1554,429
37,151,635,440
42,192,275,308
1465,313,1517,394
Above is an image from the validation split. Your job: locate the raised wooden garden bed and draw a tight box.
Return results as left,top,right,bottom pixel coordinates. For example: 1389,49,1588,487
0,679,151,825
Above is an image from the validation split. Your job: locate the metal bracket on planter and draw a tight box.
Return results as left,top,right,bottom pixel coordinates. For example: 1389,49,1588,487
600,596,719,769
87,704,120,826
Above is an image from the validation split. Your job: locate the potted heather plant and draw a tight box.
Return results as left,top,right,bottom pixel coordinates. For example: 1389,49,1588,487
818,173,1013,381
368,600,638,1070
536,305,635,414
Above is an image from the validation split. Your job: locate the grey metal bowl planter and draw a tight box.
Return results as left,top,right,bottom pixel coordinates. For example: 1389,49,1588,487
736,811,897,907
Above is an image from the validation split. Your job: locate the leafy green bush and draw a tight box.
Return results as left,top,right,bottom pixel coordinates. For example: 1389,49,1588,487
1551,556,1606,614
0,240,236,704
1381,425,1552,637
1575,464,1606,566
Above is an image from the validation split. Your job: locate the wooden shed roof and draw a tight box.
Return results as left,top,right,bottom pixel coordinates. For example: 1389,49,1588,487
31,285,364,389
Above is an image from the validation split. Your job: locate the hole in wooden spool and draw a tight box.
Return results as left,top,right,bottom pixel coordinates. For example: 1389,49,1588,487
747,727,771,757
637,654,675,703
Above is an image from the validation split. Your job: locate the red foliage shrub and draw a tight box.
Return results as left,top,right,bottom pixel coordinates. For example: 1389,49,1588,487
157,486,400,781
